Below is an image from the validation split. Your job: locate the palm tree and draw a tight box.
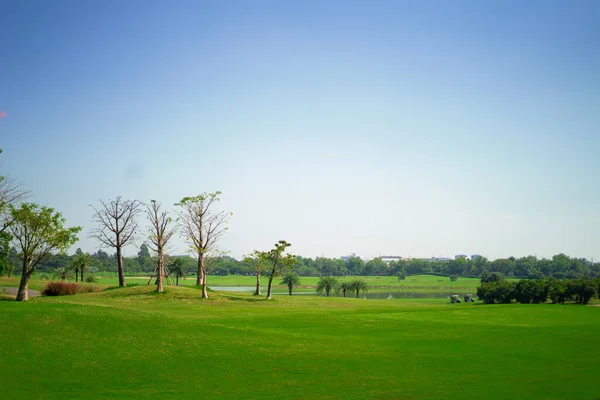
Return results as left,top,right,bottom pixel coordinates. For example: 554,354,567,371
169,258,187,286
70,253,91,282
350,279,368,298
337,280,352,298
280,272,301,296
316,276,338,297
54,267,70,281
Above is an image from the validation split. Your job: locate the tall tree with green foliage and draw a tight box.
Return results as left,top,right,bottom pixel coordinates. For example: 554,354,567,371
316,276,338,297
8,203,80,301
243,251,267,295
175,192,232,299
90,197,143,287
280,272,301,296
146,200,176,293
259,240,296,299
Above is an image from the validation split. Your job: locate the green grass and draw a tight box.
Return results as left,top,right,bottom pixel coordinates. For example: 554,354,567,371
0,285,598,399
96,274,485,290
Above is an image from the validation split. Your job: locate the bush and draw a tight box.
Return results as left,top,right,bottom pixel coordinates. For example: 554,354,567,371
85,275,98,283
450,275,458,282
43,282,80,296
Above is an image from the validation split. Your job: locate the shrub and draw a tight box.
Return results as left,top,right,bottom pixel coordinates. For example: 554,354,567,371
43,281,80,296
85,275,98,283
450,275,458,282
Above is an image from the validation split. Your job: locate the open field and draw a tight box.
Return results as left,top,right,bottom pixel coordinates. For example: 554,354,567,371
1,284,599,399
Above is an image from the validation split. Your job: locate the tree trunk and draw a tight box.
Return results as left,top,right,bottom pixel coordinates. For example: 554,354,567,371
116,246,126,287
16,260,29,302
75,268,78,282
176,275,179,286
356,290,360,298
156,263,163,293
266,273,275,299
288,284,292,296
196,254,202,286
156,248,164,293
200,255,208,299
254,273,261,296
326,288,330,297
81,268,84,282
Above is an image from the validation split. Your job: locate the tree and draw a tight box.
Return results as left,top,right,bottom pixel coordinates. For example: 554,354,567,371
337,280,352,297
146,200,176,293
350,279,368,298
8,203,80,301
481,271,504,283
70,250,91,282
169,257,187,286
363,258,387,276
316,276,338,297
259,240,296,300
0,149,30,236
175,192,232,299
243,251,267,295
54,266,70,281
137,244,153,273
345,256,364,275
0,231,9,276
280,272,301,296
90,197,143,287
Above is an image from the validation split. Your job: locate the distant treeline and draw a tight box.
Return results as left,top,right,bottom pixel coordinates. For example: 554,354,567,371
1,243,599,280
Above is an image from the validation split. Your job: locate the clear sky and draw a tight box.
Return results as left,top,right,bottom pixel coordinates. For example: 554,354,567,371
1,0,599,260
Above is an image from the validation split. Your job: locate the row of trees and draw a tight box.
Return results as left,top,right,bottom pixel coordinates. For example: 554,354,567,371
316,276,369,298
476,278,600,305
9,252,598,281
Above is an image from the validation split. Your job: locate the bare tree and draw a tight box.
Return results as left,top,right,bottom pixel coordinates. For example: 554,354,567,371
146,200,176,293
90,197,143,287
0,149,30,234
175,192,232,299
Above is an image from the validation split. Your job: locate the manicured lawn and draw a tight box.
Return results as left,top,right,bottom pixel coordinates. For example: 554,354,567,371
0,285,598,399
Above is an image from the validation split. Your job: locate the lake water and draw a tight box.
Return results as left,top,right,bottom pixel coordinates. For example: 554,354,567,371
208,286,464,300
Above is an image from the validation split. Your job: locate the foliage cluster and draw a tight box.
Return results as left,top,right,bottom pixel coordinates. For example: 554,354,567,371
477,278,600,304
43,281,80,296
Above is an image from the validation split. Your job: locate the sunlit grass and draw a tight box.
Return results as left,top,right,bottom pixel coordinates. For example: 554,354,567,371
0,285,598,399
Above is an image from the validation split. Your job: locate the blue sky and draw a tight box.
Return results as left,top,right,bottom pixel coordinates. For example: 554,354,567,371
1,0,599,260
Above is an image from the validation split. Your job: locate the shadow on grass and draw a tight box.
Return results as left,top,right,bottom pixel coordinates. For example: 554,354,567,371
222,295,268,303
102,283,142,292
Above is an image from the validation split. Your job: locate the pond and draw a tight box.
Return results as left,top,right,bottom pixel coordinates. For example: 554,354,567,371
208,286,469,300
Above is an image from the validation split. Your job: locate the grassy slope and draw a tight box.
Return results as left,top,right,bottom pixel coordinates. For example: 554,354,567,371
0,286,598,400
